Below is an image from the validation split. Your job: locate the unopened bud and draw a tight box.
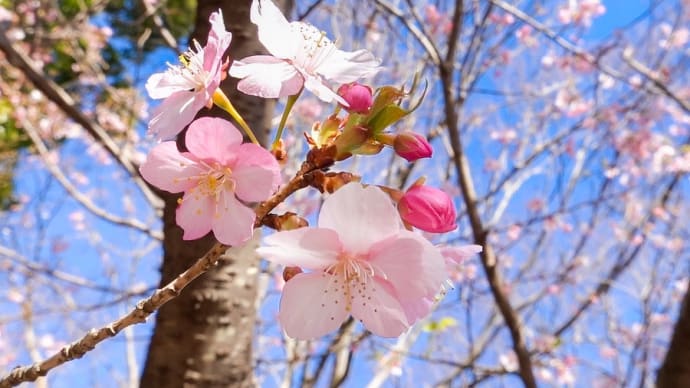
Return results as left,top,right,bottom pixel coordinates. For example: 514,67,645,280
398,185,457,233
337,83,373,114
393,132,432,162
282,266,303,282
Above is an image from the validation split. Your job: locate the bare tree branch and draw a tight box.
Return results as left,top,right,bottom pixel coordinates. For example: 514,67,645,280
0,25,162,210
20,118,162,239
0,150,334,387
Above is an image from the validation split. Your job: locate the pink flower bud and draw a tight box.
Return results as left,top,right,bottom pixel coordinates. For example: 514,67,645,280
337,83,373,114
393,132,433,161
398,185,457,233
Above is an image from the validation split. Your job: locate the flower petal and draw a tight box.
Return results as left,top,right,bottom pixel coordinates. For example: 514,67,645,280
145,71,196,99
148,90,208,140
400,297,433,325
303,75,347,105
350,278,409,337
211,192,256,246
317,48,381,84
186,117,243,162
257,228,341,270
176,189,215,240
232,143,281,202
368,231,447,300
230,56,303,98
318,183,401,254
251,0,298,59
139,142,205,193
279,272,350,339
208,10,232,54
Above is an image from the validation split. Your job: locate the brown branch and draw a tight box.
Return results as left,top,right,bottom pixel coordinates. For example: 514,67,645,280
657,284,690,387
622,49,690,114
0,152,332,387
0,241,228,388
435,2,536,387
0,25,161,209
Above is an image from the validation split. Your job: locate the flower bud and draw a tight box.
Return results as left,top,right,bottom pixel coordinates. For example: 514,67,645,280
282,266,303,282
393,132,432,162
337,83,373,114
398,185,457,233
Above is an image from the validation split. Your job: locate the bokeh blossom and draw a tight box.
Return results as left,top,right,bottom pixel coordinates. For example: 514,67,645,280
140,117,281,246
257,183,447,339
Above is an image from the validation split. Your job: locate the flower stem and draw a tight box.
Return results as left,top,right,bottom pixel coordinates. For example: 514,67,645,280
212,90,260,145
272,90,302,150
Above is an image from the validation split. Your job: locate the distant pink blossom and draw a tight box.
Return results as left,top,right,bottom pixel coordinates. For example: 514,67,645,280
659,25,690,48
440,244,482,266
558,0,605,26
294,98,323,122
506,224,522,240
527,197,545,212
146,10,232,140
516,25,536,47
229,0,380,104
554,88,591,117
398,185,457,233
257,183,447,339
489,13,515,26
140,117,281,246
490,128,518,144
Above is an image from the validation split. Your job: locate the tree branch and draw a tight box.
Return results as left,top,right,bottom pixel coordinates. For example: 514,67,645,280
20,118,162,240
0,151,332,387
0,25,162,209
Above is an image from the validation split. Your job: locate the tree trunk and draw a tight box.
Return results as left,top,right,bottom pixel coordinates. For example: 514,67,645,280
140,1,292,386
657,285,690,387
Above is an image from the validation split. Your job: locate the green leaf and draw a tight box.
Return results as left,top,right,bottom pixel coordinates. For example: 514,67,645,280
422,317,458,333
366,105,408,134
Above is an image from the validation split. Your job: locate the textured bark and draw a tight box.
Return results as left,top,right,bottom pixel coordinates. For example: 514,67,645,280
657,286,690,387
140,1,292,387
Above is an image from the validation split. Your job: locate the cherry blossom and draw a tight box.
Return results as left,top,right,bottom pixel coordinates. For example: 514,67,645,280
140,117,281,246
229,0,380,104
145,10,232,140
256,183,447,339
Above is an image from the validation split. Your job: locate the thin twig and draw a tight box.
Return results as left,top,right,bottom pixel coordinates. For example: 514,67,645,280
21,119,162,240
0,153,331,387
0,25,162,210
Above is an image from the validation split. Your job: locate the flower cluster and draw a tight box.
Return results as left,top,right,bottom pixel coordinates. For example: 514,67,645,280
140,0,477,340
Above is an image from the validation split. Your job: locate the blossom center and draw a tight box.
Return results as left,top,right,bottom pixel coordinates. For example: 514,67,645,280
196,165,234,198
324,253,384,312
172,40,210,91
289,22,335,73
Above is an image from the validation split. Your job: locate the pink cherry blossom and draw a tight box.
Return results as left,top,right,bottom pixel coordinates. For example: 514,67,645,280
229,0,380,104
140,117,281,246
256,183,447,339
145,10,232,140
